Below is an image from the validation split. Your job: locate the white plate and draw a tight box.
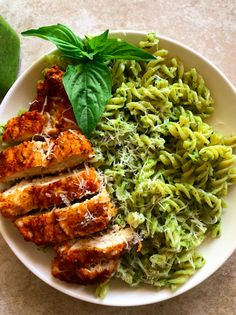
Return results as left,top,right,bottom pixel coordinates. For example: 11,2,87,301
0,31,236,307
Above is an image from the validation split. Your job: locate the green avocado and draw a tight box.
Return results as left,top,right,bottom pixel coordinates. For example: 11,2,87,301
0,16,20,100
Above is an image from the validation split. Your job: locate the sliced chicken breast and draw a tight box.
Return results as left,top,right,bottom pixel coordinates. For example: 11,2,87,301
3,65,77,144
34,65,68,101
52,227,139,285
2,104,77,144
29,65,68,111
2,111,47,143
0,130,94,184
14,190,116,245
52,257,119,285
0,168,101,218
56,227,140,265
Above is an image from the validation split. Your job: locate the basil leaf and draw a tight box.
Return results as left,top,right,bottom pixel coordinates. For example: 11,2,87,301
87,29,109,51
22,24,91,60
22,25,157,136
63,61,112,137
96,38,156,61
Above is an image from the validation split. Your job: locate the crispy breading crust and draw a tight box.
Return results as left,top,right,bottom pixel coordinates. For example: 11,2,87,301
51,257,119,285
30,65,68,110
2,102,78,143
14,191,116,246
0,130,94,183
3,66,78,144
34,65,67,101
52,228,138,285
0,168,101,218
0,140,46,183
49,130,92,165
30,65,69,114
55,227,138,266
2,111,46,143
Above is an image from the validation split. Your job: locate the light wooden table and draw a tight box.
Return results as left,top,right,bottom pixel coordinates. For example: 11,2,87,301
0,1,235,314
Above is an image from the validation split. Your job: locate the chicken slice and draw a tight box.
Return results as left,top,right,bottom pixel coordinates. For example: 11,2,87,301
0,168,101,218
2,104,77,144
14,190,116,245
2,111,47,143
52,227,139,285
51,257,119,285
3,66,77,144
34,65,68,101
0,130,94,184
56,227,140,265
30,65,70,114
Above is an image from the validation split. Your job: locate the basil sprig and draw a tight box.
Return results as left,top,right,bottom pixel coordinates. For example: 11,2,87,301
22,25,155,137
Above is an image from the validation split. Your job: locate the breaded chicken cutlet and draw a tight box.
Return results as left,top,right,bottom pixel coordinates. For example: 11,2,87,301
0,129,94,184
35,65,67,100
14,190,116,246
52,257,119,285
2,111,47,143
0,168,101,218
55,227,139,265
0,64,139,288
52,227,139,285
2,65,77,144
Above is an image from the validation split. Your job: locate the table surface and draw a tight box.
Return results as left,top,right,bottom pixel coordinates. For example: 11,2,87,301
0,0,235,314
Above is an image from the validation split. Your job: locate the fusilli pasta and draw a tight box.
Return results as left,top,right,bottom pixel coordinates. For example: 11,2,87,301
90,33,236,290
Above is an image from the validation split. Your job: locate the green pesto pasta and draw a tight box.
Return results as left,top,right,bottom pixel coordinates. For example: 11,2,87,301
44,33,236,291
89,33,236,290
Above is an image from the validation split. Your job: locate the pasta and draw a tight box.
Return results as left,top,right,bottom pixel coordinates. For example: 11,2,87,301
90,33,236,289
43,33,235,291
